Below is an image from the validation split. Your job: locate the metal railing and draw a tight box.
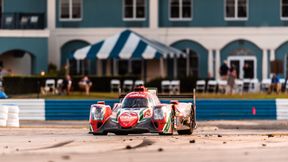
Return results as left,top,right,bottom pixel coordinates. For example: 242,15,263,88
0,12,46,30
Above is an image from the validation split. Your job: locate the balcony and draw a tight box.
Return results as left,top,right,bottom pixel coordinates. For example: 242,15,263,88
0,13,46,30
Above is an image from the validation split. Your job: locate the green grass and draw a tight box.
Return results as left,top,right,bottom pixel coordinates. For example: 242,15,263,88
9,92,288,100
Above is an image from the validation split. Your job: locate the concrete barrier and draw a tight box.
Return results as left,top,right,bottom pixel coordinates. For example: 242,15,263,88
0,99,45,120
276,99,288,120
0,105,8,126
5,104,20,127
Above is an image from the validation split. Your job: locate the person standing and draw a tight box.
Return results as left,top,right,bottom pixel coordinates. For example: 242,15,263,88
227,65,237,94
62,75,72,95
243,63,253,79
220,61,229,80
269,73,281,94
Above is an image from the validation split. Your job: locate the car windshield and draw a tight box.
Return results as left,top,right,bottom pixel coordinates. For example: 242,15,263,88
122,98,148,108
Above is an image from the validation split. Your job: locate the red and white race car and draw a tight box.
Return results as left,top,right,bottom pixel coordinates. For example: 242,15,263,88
89,86,196,135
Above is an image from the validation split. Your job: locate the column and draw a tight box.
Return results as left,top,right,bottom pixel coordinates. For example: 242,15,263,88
149,0,158,28
208,49,214,78
47,0,56,30
262,49,268,79
215,50,221,80
270,49,275,61
47,0,58,69
269,49,275,78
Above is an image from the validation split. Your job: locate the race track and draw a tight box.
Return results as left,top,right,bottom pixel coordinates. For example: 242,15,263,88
1,121,288,162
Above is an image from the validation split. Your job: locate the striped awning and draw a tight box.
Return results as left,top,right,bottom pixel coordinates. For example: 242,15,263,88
72,29,184,60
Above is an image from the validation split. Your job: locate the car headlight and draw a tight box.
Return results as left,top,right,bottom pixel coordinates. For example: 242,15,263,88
153,108,164,120
90,107,104,120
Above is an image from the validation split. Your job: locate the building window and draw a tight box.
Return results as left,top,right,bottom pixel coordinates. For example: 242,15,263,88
281,0,288,19
225,0,248,20
170,0,192,20
123,0,146,20
60,0,82,21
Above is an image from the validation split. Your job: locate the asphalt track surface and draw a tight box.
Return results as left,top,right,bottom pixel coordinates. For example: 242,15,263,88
1,120,288,162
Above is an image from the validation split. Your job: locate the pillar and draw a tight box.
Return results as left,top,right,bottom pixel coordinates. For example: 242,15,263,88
215,49,221,80
262,49,268,79
208,49,214,78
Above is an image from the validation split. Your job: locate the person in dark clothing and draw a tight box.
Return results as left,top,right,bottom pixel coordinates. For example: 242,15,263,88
220,61,229,80
243,63,253,79
269,74,281,94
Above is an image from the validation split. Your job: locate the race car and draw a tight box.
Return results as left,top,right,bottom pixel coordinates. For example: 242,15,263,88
89,86,196,135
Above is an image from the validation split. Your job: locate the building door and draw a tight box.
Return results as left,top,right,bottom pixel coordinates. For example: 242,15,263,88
228,56,256,79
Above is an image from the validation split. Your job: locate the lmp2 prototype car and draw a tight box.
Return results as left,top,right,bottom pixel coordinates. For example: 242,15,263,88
89,86,196,135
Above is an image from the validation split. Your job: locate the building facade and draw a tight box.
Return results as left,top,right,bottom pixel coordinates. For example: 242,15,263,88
1,0,288,81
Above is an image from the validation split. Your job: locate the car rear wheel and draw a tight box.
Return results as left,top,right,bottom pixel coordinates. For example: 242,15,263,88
177,107,195,135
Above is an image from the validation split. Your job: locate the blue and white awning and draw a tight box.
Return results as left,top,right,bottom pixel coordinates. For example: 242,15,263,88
72,30,184,60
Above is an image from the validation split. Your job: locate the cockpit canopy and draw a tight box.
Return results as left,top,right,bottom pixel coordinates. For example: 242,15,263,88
122,97,148,108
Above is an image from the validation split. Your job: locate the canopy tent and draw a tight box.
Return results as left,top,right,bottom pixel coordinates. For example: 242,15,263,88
71,29,184,60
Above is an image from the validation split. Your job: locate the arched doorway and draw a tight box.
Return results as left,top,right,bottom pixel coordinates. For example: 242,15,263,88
0,49,35,75
171,40,207,79
61,40,91,75
221,39,262,80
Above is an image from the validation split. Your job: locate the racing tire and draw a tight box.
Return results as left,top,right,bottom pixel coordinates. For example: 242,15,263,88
0,119,7,127
0,106,8,114
7,105,20,114
7,113,19,120
177,107,195,135
0,113,8,120
6,119,20,127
